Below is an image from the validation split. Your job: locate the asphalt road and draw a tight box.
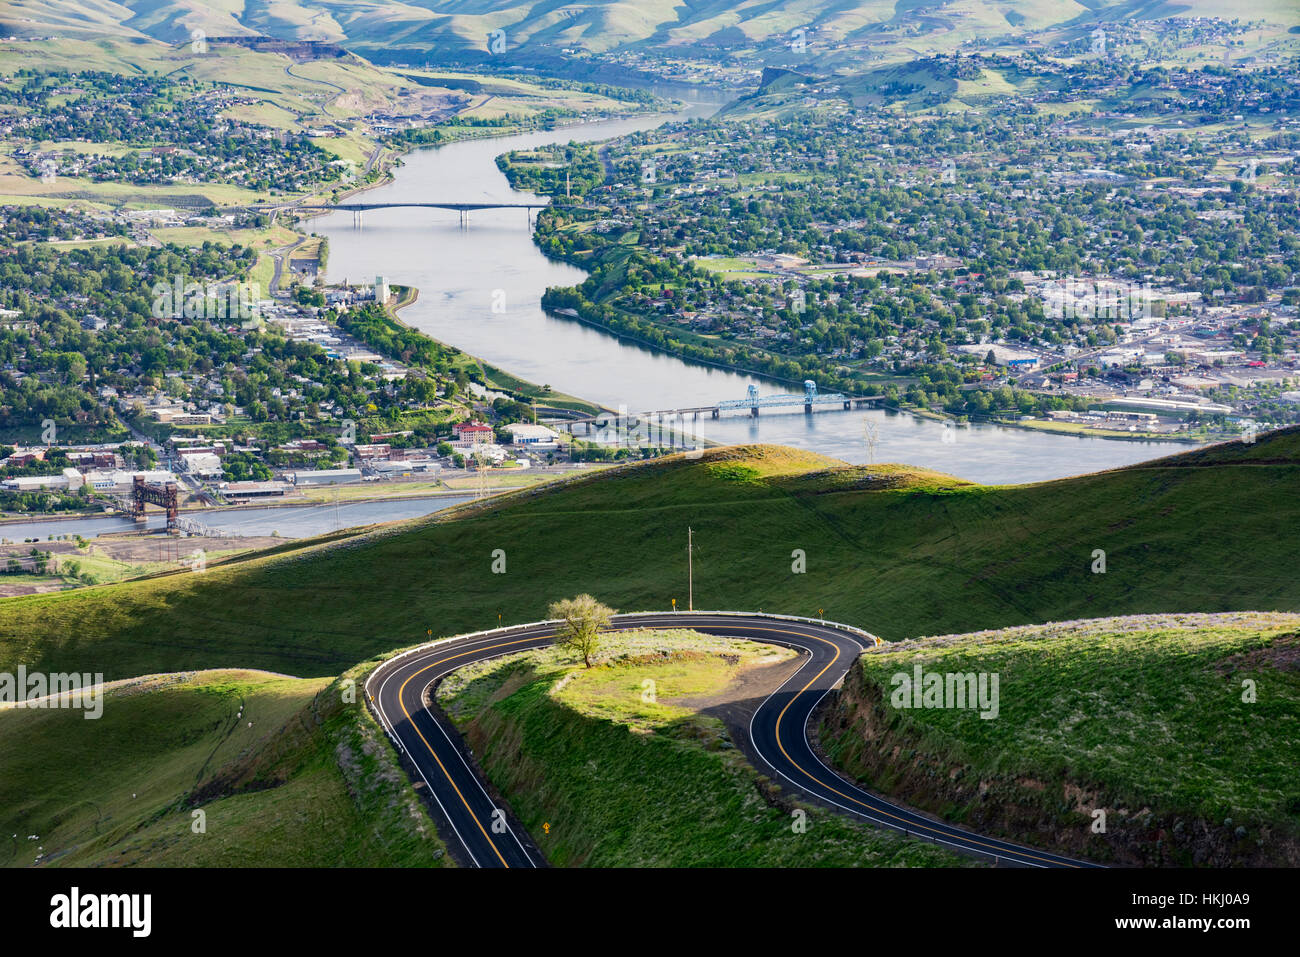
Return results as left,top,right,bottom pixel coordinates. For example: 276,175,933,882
366,612,1100,869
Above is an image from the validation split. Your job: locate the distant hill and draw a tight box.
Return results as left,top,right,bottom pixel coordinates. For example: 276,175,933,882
1,429,1298,683
6,0,1298,61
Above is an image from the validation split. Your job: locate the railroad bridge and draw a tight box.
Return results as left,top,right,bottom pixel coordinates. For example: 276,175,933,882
132,475,179,529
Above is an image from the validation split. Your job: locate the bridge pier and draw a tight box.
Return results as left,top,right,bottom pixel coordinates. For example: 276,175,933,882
844,400,851,410
710,409,719,419
352,209,363,229
805,402,813,414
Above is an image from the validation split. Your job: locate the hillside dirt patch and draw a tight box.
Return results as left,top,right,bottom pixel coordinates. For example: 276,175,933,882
669,652,805,733
1215,633,1300,674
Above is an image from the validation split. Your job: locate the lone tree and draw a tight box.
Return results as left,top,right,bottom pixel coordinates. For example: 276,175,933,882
548,594,615,669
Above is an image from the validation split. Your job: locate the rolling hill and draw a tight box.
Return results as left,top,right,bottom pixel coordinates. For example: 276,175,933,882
0,429,1297,684
0,663,450,866
4,0,1297,60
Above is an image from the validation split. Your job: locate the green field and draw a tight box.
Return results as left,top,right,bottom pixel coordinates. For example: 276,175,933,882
820,613,1300,866
1,429,1298,687
0,664,451,867
437,627,968,866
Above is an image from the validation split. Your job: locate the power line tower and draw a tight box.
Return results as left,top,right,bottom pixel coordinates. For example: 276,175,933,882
474,451,489,499
687,526,694,612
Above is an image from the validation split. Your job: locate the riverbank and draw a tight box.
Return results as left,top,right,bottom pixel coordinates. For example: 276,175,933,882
993,416,1206,444
0,487,481,528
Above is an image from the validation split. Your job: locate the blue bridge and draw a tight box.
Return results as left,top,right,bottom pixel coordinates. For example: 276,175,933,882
548,382,879,438
717,381,852,417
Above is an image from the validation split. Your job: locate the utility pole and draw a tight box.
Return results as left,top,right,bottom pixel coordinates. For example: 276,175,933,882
687,526,694,612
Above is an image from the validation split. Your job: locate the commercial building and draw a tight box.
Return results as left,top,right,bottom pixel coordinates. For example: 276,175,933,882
956,344,1042,368
2,474,70,492
223,481,290,498
503,423,560,447
290,468,362,486
179,452,222,478
81,469,176,491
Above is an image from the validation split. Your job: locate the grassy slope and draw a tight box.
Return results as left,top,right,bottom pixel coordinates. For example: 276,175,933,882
818,613,1300,866
0,663,452,867
1,429,1299,682
436,628,968,866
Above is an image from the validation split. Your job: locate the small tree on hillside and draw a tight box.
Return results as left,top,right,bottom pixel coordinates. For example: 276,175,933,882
548,594,615,669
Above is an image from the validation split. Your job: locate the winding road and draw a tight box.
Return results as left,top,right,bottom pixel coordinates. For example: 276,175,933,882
366,612,1099,869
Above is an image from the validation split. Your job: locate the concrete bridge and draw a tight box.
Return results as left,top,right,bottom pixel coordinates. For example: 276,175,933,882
270,201,582,227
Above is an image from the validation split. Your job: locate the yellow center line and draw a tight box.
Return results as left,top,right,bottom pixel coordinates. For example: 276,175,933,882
759,627,1080,868
397,634,550,868
395,618,1077,869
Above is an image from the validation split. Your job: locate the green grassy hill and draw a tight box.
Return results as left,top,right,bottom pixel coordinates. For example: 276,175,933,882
819,612,1300,866
1,429,1298,684
0,663,451,867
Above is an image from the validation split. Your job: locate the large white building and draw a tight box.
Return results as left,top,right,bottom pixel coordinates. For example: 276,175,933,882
81,469,176,491
179,452,222,478
503,423,560,447
291,468,362,486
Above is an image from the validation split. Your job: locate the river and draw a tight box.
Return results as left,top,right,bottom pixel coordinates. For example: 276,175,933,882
0,495,476,542
315,96,1203,485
